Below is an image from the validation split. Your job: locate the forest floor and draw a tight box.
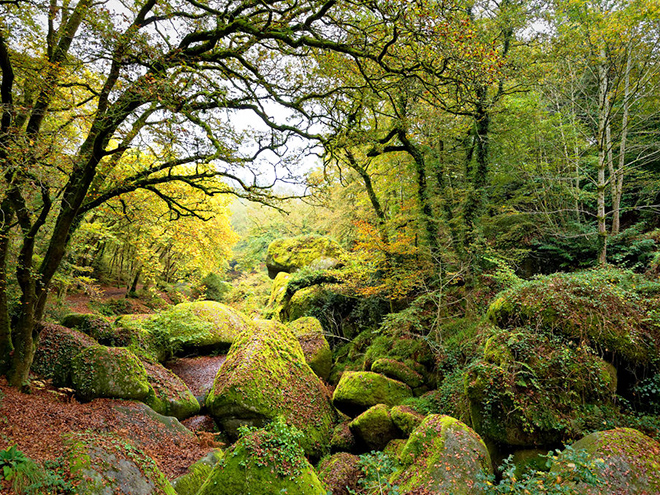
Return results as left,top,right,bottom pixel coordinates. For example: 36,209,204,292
0,287,222,494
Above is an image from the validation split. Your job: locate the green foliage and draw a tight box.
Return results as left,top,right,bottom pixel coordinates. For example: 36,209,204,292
348,451,400,495
478,447,604,495
200,273,232,302
0,446,74,494
236,417,306,478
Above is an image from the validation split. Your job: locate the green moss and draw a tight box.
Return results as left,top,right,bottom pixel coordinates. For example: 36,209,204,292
266,235,343,279
66,431,176,495
465,329,618,447
390,405,425,436
393,415,492,495
71,345,150,401
172,450,224,495
146,301,253,356
32,324,97,386
206,322,336,458
142,360,200,420
266,272,292,317
197,423,326,495
371,358,424,388
487,268,660,366
113,314,169,362
289,317,332,380
332,371,413,417
349,404,402,452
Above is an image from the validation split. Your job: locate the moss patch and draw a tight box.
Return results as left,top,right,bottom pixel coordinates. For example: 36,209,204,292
371,358,424,389
317,452,362,495
142,359,200,420
289,317,332,380
171,449,224,495
332,371,413,417
390,405,425,436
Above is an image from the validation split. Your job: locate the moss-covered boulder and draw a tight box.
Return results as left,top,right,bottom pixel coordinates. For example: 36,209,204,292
71,345,150,401
465,329,617,447
197,420,326,495
333,371,413,417
206,322,336,458
363,334,435,388
392,415,492,494
349,404,402,452
317,452,362,495
112,314,169,362
330,421,357,453
266,235,343,279
266,272,292,317
171,450,224,495
66,431,176,495
147,301,253,355
32,323,97,386
552,428,660,494
371,358,424,389
390,405,425,436
284,285,326,322
289,317,332,380
142,360,200,420
487,268,660,366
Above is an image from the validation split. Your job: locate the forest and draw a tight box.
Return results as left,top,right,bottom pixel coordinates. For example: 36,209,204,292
1,0,660,493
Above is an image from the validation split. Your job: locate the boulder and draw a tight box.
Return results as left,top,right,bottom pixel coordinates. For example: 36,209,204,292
196,421,326,495
206,322,336,458
266,272,292,318
265,235,343,279
289,317,332,380
392,415,492,495
487,268,660,365
32,323,96,386
66,431,176,495
147,301,252,355
390,405,425,436
317,452,362,495
112,314,168,362
349,404,402,451
465,329,617,447
171,450,224,495
142,360,200,420
332,371,412,417
71,345,150,401
371,358,424,389
330,421,356,453
553,428,660,494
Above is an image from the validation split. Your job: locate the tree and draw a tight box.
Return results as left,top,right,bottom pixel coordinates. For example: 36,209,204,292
0,0,440,387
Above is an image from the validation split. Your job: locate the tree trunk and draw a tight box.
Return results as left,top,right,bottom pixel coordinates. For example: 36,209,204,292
597,48,609,265
611,44,631,236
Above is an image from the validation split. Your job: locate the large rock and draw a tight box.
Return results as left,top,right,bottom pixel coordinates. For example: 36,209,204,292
553,428,660,494
71,345,150,401
392,415,492,494
289,317,332,380
465,329,617,447
206,322,336,458
32,323,97,386
266,235,343,279
332,371,413,417
196,421,326,495
371,358,424,389
317,452,362,495
147,301,253,355
171,450,224,495
390,405,425,436
112,314,169,362
142,360,200,420
487,268,660,365
66,431,176,495
349,404,402,451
